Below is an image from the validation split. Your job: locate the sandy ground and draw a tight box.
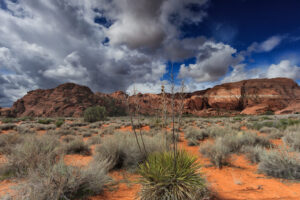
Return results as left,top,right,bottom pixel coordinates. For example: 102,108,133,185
1,122,300,200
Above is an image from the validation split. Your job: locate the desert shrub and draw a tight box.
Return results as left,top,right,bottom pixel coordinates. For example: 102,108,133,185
89,122,102,129
283,130,300,151
55,119,64,127
206,126,234,138
138,150,207,200
0,133,23,155
94,132,167,170
48,128,74,136
87,134,102,145
35,124,56,130
0,124,16,131
63,139,91,155
258,148,300,179
37,118,53,124
220,132,271,153
0,134,61,178
82,131,93,138
84,106,107,123
19,160,111,200
264,110,274,115
1,118,16,123
236,132,271,148
241,146,265,164
278,118,300,130
267,131,285,139
62,135,77,143
69,122,88,127
185,128,208,141
187,138,199,146
16,124,35,134
199,139,231,168
100,126,115,135
259,126,279,134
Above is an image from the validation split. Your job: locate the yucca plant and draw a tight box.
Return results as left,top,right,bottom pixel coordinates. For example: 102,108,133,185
138,150,206,200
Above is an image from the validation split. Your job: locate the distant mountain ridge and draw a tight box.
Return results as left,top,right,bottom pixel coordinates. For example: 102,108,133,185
1,77,300,117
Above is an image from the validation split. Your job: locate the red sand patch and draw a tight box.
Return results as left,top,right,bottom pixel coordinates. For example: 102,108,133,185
118,125,150,132
90,171,140,200
178,132,300,200
64,154,93,167
0,180,17,198
0,155,7,165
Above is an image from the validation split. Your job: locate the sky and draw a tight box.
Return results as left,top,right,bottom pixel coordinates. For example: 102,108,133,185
0,0,300,107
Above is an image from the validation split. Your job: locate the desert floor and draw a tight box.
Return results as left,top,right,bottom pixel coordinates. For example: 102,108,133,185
0,115,300,200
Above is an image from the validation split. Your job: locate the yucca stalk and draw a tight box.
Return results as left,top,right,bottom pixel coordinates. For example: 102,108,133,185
124,89,142,154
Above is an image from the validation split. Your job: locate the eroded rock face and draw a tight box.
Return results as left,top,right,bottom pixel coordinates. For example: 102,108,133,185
2,78,300,117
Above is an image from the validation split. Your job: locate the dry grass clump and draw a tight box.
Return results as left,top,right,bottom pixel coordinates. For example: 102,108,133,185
199,131,271,168
69,122,89,127
87,134,102,145
100,126,115,135
94,132,167,170
258,148,300,179
16,124,35,134
89,121,102,129
0,133,23,155
259,126,279,134
241,146,265,164
18,160,111,200
51,128,75,136
0,124,17,131
206,126,235,138
35,124,56,130
283,127,300,152
61,135,77,143
187,138,199,146
0,134,61,178
185,128,209,141
63,138,91,155
200,138,231,169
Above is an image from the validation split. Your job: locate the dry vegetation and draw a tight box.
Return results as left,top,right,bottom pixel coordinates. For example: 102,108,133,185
0,113,300,199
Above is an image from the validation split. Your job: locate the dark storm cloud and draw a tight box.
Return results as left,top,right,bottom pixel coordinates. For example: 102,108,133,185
0,0,246,106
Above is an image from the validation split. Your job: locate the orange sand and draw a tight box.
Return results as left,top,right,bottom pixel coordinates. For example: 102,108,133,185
90,171,141,200
64,154,93,167
178,132,300,200
0,180,17,198
1,123,300,200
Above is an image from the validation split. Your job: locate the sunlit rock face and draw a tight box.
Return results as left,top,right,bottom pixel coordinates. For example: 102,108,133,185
2,78,300,117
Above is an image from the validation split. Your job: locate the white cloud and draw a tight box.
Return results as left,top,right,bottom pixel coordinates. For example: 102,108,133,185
178,41,241,82
266,60,300,80
247,36,283,53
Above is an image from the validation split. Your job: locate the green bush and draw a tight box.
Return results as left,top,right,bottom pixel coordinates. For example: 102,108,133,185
258,148,300,179
55,119,65,127
37,118,53,124
84,106,107,123
138,150,207,200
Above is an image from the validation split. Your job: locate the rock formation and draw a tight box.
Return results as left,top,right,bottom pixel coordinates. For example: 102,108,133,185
2,78,300,117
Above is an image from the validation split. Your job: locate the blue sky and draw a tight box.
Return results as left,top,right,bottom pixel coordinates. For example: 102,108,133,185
0,0,300,107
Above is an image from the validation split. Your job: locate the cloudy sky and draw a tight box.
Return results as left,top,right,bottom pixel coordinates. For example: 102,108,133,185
0,0,300,107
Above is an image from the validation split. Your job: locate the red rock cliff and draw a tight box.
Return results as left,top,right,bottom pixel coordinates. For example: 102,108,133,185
3,78,300,117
